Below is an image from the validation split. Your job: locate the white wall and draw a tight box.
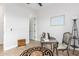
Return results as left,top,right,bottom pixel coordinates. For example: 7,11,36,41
37,3,79,43
4,3,35,50
0,4,4,44
3,3,79,50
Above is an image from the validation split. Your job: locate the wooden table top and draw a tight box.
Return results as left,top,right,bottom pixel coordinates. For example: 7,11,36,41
41,40,58,43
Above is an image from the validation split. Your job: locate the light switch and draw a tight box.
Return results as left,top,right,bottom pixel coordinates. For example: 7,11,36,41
10,28,12,31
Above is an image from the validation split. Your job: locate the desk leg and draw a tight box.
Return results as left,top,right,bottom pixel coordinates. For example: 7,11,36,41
56,48,58,56
53,48,54,52
51,44,52,50
41,43,43,47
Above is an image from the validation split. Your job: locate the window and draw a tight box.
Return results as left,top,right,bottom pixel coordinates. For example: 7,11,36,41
50,15,65,26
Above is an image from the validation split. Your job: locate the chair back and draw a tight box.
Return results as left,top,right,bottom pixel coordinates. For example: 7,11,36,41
40,32,46,41
41,32,46,38
47,33,51,39
62,32,72,45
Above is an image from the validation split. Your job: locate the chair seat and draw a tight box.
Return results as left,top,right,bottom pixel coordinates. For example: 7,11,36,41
57,43,67,49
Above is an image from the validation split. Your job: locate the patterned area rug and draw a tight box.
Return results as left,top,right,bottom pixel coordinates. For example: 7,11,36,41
20,47,53,56
20,46,79,56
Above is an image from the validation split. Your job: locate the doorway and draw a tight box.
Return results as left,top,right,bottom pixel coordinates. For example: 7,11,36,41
29,17,37,41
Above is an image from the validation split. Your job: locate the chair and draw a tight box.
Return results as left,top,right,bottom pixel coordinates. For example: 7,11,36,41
57,32,72,56
47,33,56,40
40,32,46,42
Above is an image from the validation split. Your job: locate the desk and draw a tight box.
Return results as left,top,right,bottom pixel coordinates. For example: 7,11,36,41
41,40,59,55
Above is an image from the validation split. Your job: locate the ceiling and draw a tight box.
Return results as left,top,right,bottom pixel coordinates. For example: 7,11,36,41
24,3,79,11
24,3,53,11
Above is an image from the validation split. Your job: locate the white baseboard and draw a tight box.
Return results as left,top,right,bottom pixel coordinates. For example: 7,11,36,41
34,39,40,41
4,45,17,51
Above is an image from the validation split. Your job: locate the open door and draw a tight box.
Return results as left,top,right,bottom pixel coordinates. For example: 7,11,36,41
29,17,37,41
